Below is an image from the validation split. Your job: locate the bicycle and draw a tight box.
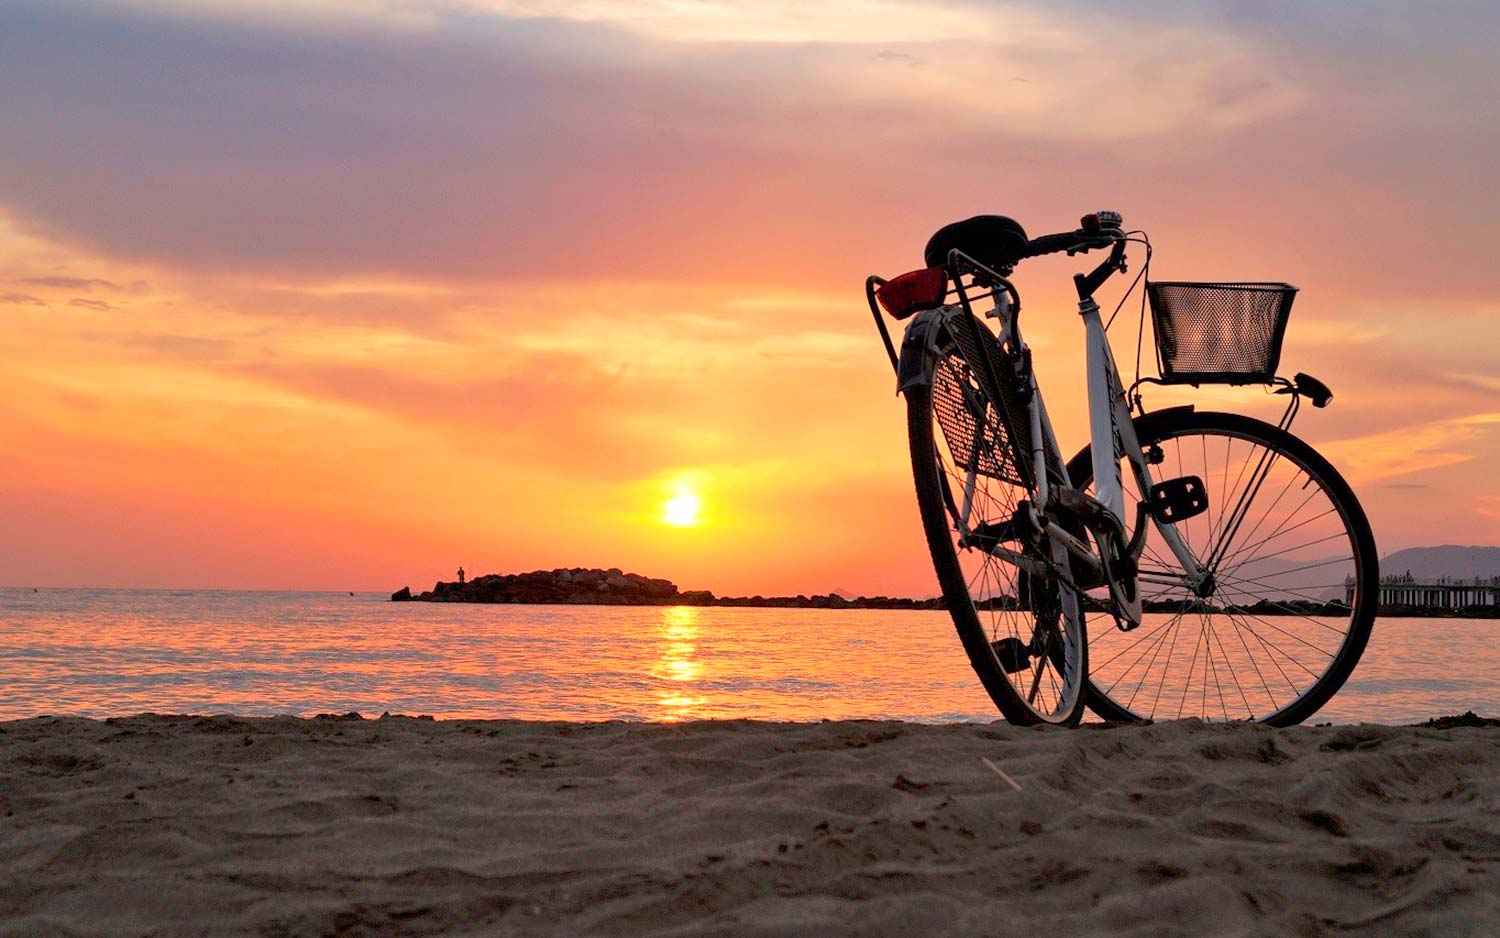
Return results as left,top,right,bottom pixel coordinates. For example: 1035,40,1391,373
865,212,1378,726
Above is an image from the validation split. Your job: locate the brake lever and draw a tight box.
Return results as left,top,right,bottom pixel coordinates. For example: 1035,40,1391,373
1066,230,1125,256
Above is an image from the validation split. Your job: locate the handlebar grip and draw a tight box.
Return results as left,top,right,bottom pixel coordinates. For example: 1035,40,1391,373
1023,231,1084,258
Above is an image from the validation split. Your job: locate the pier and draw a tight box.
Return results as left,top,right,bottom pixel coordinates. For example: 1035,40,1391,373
1349,573,1500,608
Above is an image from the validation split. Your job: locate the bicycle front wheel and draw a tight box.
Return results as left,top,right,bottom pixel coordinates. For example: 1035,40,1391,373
907,348,1087,726
1069,409,1378,726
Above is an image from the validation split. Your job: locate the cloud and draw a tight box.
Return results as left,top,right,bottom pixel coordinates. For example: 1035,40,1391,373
0,292,48,306
477,0,979,44
1447,372,1500,394
17,275,116,290
0,0,1358,286
67,297,113,311
1287,319,1390,347
1321,412,1500,484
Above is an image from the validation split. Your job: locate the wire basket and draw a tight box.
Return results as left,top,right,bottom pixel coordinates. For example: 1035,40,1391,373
1147,281,1297,385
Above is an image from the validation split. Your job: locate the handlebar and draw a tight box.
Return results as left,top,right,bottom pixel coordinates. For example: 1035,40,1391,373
1022,211,1125,259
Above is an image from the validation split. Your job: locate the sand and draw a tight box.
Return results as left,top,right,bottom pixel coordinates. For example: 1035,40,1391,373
1,715,1496,937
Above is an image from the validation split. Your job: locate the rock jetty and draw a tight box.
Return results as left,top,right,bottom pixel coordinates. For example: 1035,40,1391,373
390,567,944,609
388,568,1375,616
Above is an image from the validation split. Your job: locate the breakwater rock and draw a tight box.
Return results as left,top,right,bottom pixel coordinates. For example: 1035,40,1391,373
391,567,944,609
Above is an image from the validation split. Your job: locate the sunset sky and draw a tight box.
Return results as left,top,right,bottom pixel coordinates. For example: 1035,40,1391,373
3,0,1496,595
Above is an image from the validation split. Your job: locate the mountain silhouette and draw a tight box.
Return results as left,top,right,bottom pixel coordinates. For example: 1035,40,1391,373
1380,545,1500,579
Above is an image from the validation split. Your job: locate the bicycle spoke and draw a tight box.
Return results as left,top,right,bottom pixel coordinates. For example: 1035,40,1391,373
1230,609,1306,697
1208,616,1256,719
1221,604,1334,668
1208,438,1253,554
1204,617,1235,721
1206,446,1283,573
1218,554,1355,588
1213,469,1303,571
1149,609,1188,720
1177,620,1206,719
1174,437,1196,561
1216,493,1332,574
1098,606,1188,681
1123,611,1183,711
1215,581,1352,642
1214,569,1356,619
1221,531,1349,572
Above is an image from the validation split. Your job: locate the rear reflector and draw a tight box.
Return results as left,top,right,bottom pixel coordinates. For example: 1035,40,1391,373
876,267,948,319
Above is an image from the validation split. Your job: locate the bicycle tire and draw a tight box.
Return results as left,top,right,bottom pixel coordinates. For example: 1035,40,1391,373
1067,409,1377,726
906,354,1087,726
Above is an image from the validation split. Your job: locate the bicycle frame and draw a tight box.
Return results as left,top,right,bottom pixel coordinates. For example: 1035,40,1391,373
879,246,1210,623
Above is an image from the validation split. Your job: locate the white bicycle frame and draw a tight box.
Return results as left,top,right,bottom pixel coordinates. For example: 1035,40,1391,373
940,251,1209,624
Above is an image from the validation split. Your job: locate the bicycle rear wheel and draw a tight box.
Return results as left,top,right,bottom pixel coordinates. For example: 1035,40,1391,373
1069,409,1377,725
907,347,1087,726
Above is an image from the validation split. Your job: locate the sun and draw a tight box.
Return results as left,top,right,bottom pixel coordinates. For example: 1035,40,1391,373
663,490,702,527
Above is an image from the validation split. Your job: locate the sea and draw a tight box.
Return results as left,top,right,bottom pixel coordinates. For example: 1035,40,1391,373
0,588,1493,724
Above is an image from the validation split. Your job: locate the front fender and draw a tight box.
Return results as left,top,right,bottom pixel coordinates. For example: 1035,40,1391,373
895,307,948,395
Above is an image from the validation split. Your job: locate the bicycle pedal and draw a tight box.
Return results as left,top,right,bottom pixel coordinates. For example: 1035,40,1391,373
1147,475,1208,524
991,637,1032,674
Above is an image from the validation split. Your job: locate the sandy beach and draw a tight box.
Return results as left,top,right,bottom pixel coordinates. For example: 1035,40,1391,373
1,715,1496,937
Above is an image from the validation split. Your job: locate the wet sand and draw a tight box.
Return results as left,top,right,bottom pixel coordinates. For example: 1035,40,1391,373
1,715,1496,937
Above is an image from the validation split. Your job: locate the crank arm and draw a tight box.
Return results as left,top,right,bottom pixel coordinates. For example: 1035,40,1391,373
1137,569,1192,588
953,534,1050,576
1042,521,1102,578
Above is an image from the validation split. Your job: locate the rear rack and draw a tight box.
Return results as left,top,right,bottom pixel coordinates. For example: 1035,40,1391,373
865,250,1023,375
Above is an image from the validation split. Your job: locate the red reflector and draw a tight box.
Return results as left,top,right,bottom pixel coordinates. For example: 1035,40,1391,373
876,267,948,319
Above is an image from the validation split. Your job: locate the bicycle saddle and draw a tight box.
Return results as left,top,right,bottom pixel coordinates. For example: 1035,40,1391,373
923,215,1029,271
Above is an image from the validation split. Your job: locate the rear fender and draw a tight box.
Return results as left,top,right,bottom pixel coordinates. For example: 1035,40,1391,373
895,307,950,395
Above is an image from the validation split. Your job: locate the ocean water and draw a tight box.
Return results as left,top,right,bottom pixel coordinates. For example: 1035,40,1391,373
0,588,1493,724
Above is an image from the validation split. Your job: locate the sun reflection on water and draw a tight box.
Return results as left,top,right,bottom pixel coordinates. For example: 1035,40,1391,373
652,605,707,720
